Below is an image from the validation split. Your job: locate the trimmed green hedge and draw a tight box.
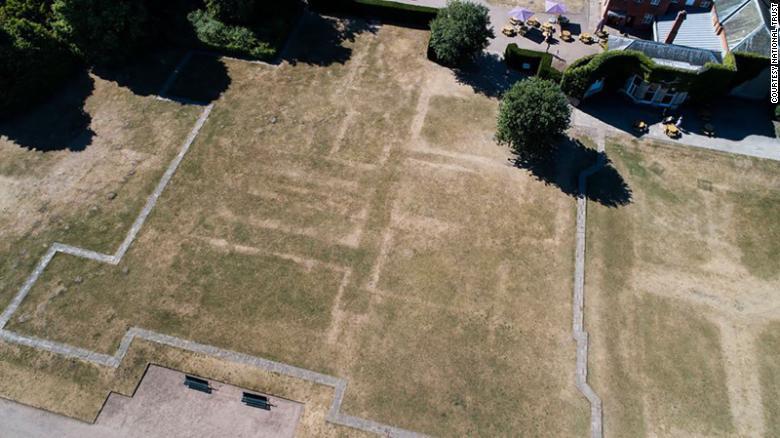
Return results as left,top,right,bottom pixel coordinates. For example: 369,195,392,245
504,43,561,81
308,0,438,28
561,49,738,103
732,51,769,86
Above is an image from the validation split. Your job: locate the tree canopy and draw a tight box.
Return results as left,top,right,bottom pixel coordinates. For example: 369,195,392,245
0,15,78,116
429,0,493,66
51,0,152,65
496,77,571,157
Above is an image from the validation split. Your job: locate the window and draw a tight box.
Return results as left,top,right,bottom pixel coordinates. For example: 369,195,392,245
642,13,654,24
670,0,678,4
626,75,641,96
634,0,642,4
650,0,660,5
699,0,711,7
660,92,675,104
642,83,659,101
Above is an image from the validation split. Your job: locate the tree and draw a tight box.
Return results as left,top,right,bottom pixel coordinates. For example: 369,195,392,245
0,0,55,24
429,0,493,66
0,16,79,116
496,77,571,157
51,0,151,65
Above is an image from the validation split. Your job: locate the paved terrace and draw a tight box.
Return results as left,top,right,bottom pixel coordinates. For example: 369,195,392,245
2,365,303,438
402,0,602,64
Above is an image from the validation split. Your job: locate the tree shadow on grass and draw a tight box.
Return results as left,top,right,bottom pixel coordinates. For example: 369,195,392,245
453,51,525,98
165,53,232,104
512,136,632,207
0,69,95,152
92,49,192,98
282,12,377,66
93,48,232,105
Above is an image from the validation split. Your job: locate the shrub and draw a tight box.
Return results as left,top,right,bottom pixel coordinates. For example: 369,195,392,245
187,9,275,60
774,104,780,121
0,17,79,117
496,77,571,157
51,0,152,65
429,0,493,66
205,0,258,25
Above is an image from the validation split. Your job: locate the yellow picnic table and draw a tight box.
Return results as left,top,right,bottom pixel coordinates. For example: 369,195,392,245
665,124,680,138
579,32,593,43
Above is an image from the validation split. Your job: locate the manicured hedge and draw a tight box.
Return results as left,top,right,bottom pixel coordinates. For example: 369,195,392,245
561,49,739,103
504,43,561,82
732,51,769,86
308,0,438,28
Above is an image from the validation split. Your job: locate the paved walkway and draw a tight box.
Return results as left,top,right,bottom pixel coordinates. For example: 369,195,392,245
573,107,780,161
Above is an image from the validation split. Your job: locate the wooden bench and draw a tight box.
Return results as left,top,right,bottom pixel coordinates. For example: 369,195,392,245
184,375,212,394
242,392,272,410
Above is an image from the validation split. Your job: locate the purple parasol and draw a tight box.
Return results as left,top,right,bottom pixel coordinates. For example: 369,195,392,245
508,7,535,22
545,0,567,14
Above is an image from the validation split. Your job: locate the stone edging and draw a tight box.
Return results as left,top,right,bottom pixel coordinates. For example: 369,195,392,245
0,53,427,438
572,133,606,438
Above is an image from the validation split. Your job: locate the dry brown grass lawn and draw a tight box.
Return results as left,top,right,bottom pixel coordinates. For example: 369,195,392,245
586,138,780,437
0,14,588,436
0,52,202,312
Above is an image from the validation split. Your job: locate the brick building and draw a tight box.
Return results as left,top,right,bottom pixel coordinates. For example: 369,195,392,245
600,0,712,28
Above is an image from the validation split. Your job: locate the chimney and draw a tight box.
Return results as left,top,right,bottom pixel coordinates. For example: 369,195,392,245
665,10,687,44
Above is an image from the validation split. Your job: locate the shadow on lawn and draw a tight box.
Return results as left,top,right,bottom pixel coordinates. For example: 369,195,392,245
95,49,231,105
283,12,377,66
453,52,524,98
512,136,632,207
0,69,95,152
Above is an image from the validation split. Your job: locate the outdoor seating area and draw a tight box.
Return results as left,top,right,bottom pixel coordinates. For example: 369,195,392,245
501,1,604,56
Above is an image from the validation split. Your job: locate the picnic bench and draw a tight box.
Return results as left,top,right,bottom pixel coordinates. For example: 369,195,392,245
184,375,212,394
561,30,573,41
242,392,272,410
664,124,680,138
579,33,594,43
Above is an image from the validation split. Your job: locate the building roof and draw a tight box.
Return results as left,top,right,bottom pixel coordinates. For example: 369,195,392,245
654,10,724,53
714,0,771,55
608,35,722,71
